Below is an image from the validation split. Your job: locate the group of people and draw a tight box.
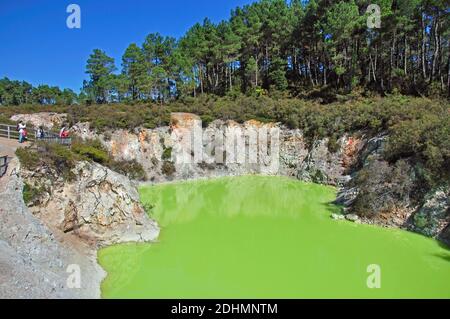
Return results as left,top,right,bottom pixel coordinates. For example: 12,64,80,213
17,121,70,143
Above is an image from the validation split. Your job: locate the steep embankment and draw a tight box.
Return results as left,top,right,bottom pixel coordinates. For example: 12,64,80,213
0,158,102,298
71,112,449,245
0,150,159,298
73,113,358,185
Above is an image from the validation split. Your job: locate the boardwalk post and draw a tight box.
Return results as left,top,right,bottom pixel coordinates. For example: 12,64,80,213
0,156,8,177
7,126,10,139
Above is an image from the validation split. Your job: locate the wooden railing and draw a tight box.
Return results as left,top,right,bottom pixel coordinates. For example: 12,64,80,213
0,124,36,141
38,136,72,146
0,155,8,177
0,123,71,146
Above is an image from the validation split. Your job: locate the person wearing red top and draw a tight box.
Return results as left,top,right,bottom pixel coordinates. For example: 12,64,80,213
59,126,70,139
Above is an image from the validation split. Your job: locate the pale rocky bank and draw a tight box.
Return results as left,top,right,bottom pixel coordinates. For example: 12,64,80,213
1,112,448,298
0,144,159,298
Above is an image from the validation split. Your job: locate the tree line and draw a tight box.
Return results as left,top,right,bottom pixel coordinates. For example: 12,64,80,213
0,78,77,106
1,0,449,106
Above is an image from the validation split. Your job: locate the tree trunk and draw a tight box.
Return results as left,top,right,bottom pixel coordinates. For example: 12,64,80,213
255,55,259,87
421,14,427,79
430,14,440,83
404,36,408,76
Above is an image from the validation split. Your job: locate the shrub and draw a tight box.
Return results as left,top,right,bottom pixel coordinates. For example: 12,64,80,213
17,143,78,180
43,143,78,181
327,135,340,153
23,182,45,206
16,137,150,181
162,147,172,161
16,147,40,171
352,159,415,217
384,112,450,181
109,159,147,181
72,139,109,164
162,161,176,177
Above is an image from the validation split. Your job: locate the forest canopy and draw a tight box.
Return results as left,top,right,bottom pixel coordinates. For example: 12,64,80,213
0,0,449,106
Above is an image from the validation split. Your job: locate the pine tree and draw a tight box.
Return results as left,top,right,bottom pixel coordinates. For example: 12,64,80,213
85,49,116,103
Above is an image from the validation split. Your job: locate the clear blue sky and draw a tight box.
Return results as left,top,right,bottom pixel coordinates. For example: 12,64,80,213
0,0,252,92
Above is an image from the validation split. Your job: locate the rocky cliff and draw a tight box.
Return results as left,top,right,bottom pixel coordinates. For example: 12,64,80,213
0,156,159,299
11,112,67,130
21,161,159,247
72,113,449,245
73,113,359,186
0,159,100,298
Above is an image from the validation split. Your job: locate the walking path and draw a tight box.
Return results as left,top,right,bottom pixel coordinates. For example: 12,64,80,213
0,137,30,180
0,137,29,158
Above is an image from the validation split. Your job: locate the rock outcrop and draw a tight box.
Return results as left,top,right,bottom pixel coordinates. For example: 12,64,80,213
22,161,159,248
0,155,159,298
335,133,449,243
10,113,67,130
297,136,362,186
0,159,103,299
410,187,450,239
73,113,358,186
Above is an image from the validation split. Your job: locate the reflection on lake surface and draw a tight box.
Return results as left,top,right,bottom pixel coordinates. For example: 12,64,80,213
99,176,450,299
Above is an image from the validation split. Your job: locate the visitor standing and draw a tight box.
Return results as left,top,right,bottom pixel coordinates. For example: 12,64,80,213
17,121,26,143
37,126,45,139
59,125,70,139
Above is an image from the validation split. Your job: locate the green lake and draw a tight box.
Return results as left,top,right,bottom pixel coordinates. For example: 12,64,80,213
98,176,450,299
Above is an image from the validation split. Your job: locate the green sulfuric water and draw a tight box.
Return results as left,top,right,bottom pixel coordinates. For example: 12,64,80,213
98,176,450,299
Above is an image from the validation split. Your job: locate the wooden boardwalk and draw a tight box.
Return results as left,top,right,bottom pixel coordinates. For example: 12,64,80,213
0,122,71,178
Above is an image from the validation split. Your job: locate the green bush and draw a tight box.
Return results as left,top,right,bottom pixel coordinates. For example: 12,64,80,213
162,147,172,161
16,140,89,181
384,112,449,181
327,135,340,153
17,143,78,181
43,143,78,181
16,147,40,171
109,159,147,181
352,159,415,217
16,138,149,181
23,182,45,205
72,139,109,164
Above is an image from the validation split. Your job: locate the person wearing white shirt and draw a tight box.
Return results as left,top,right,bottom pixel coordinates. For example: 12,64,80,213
18,122,26,143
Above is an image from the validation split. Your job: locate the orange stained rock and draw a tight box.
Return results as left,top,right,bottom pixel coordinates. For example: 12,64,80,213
110,140,118,157
170,113,201,129
343,136,363,169
245,119,278,128
139,130,147,144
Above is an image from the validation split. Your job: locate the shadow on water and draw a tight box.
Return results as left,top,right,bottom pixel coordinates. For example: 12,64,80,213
434,253,450,263
322,201,345,215
322,199,450,265
434,241,450,263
